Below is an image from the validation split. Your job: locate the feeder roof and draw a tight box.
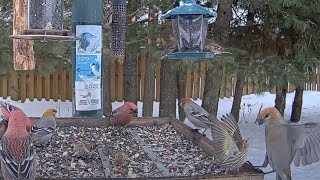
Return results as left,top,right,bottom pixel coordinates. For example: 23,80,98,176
161,1,216,19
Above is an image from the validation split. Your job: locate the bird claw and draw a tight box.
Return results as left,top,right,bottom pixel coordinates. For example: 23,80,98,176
192,129,201,132
245,161,253,166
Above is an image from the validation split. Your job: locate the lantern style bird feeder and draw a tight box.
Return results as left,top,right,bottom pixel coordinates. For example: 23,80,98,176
161,0,216,60
10,0,77,41
110,0,127,63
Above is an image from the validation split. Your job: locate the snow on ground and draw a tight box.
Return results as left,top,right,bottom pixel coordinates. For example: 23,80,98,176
1,91,320,179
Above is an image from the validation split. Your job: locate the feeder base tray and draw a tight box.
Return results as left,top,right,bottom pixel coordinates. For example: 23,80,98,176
10,29,78,41
166,52,214,60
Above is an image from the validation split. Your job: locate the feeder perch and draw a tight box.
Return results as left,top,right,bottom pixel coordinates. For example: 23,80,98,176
110,0,127,63
161,0,216,60
10,0,77,41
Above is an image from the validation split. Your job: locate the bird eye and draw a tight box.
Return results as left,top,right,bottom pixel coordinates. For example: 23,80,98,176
265,113,270,118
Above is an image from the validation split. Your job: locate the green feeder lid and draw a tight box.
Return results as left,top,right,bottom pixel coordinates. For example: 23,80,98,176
161,0,216,19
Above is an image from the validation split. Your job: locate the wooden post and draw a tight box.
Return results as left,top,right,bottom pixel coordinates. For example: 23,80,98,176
60,71,67,102
20,71,27,102
13,0,35,70
199,62,206,99
1,78,8,99
9,70,19,101
186,69,192,98
52,73,59,101
110,62,116,101
36,74,43,100
140,55,145,100
193,65,200,100
27,70,35,101
155,59,161,101
44,75,51,101
66,71,72,101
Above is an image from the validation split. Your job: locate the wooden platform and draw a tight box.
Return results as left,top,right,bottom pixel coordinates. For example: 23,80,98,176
29,117,264,180
10,29,78,41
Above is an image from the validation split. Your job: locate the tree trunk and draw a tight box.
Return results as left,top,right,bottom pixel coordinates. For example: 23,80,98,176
103,57,112,116
231,75,244,122
159,58,177,118
274,86,287,116
290,86,303,122
124,50,137,103
124,0,139,104
13,0,35,70
142,52,155,117
177,68,186,121
202,64,223,117
202,0,233,116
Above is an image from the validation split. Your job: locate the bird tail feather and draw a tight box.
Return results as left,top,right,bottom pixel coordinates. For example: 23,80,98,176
276,173,292,180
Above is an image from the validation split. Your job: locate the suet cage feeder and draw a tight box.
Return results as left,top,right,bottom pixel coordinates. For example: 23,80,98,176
161,0,216,60
110,0,127,63
10,0,77,41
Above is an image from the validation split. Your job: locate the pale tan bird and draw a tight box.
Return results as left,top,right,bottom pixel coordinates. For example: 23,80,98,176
205,42,232,55
72,140,98,159
31,108,57,146
256,107,320,180
256,106,287,168
210,113,249,172
113,149,126,166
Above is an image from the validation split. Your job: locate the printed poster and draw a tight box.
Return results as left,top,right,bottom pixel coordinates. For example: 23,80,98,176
75,25,102,111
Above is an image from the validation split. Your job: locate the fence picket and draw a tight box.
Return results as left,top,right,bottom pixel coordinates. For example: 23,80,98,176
1,62,320,102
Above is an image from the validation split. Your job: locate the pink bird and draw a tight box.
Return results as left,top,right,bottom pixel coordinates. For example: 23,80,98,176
0,102,33,132
0,101,22,123
110,102,138,126
0,110,36,180
179,97,213,135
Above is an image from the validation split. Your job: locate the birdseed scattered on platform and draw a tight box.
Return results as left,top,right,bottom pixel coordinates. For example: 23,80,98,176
34,124,258,178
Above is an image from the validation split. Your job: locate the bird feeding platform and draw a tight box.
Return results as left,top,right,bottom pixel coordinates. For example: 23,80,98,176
19,117,264,179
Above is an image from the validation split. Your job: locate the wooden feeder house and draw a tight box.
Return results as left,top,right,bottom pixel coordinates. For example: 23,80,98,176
10,0,77,41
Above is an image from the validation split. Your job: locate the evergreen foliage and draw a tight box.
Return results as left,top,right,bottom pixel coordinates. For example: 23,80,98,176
0,0,319,90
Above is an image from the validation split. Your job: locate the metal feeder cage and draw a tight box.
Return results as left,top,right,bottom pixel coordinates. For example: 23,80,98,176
10,0,77,41
110,0,127,62
161,0,216,60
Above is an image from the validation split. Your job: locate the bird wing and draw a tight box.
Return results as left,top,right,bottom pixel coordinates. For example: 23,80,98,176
0,135,35,179
0,101,22,112
188,102,212,125
284,123,320,166
31,126,55,137
0,101,22,123
220,113,239,137
34,117,56,129
111,108,121,117
210,118,237,161
218,151,248,170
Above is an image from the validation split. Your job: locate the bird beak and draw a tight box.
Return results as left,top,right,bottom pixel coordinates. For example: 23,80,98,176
255,118,264,125
0,118,8,126
255,104,263,125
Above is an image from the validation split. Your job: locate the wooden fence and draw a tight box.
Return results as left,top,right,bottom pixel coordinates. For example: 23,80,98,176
1,58,320,102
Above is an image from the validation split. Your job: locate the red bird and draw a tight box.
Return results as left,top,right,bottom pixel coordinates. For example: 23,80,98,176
110,102,138,126
0,101,22,122
0,110,36,180
0,101,33,133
